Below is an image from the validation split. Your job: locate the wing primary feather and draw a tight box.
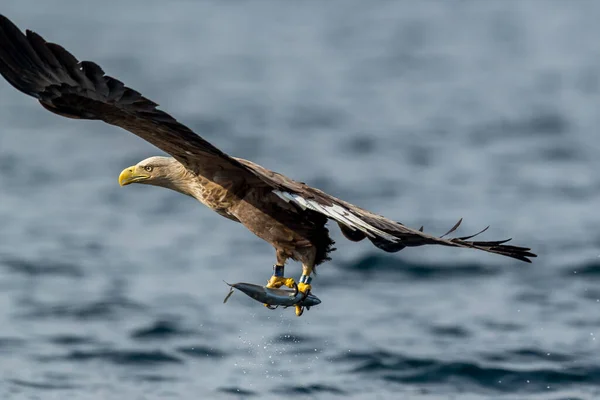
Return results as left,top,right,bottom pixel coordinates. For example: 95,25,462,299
80,61,109,97
25,30,61,70
456,225,490,240
467,238,512,246
105,76,125,101
440,218,463,238
0,21,45,73
46,43,94,91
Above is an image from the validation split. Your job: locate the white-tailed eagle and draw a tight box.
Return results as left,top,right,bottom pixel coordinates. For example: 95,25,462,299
0,15,535,316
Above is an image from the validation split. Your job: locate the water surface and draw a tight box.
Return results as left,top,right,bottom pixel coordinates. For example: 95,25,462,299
1,1,599,399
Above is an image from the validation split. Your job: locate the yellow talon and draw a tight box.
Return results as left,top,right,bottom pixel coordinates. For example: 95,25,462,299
284,277,296,289
266,275,296,289
265,275,297,309
265,277,312,316
294,282,312,317
297,282,311,294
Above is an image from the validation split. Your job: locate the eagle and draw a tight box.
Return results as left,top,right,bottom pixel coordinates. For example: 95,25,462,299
0,15,536,316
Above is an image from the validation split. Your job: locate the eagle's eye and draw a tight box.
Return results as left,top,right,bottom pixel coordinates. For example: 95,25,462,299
144,166,153,172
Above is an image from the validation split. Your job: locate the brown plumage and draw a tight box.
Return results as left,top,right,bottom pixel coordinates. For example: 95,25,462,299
0,15,536,290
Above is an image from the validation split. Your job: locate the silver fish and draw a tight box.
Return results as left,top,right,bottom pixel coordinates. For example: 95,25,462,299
225,282,322,308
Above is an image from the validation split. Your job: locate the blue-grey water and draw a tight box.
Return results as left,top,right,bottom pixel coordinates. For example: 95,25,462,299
1,1,599,399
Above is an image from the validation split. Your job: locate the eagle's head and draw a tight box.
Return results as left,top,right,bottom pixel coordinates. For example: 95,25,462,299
118,156,193,196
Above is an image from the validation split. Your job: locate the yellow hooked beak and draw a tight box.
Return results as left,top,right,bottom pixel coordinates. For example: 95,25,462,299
118,165,150,186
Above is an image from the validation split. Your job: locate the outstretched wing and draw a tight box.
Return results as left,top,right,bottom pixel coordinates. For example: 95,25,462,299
0,15,260,181
236,159,537,263
0,15,535,263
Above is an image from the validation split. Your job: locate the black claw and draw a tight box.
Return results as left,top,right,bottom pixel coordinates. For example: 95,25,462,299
295,288,310,305
265,304,278,310
291,281,299,296
302,289,311,302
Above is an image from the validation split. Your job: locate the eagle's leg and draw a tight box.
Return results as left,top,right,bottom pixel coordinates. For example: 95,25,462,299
294,263,314,317
297,264,313,296
264,248,314,317
265,250,296,290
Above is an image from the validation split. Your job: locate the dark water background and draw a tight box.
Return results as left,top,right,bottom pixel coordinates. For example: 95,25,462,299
1,1,600,399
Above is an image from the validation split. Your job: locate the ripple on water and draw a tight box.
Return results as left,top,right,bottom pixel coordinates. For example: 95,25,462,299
429,325,471,338
0,257,84,278
129,374,179,383
38,349,183,366
20,298,146,321
470,111,569,146
333,350,600,393
217,387,257,397
564,261,600,278
130,319,195,341
272,384,346,396
480,320,524,332
0,337,27,352
47,334,99,346
482,348,574,364
9,379,78,391
381,363,600,393
176,345,227,359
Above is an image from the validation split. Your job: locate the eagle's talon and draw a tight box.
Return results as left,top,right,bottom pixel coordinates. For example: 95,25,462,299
304,288,311,299
266,275,297,290
297,282,311,298
266,275,302,311
293,282,312,317
298,290,309,303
